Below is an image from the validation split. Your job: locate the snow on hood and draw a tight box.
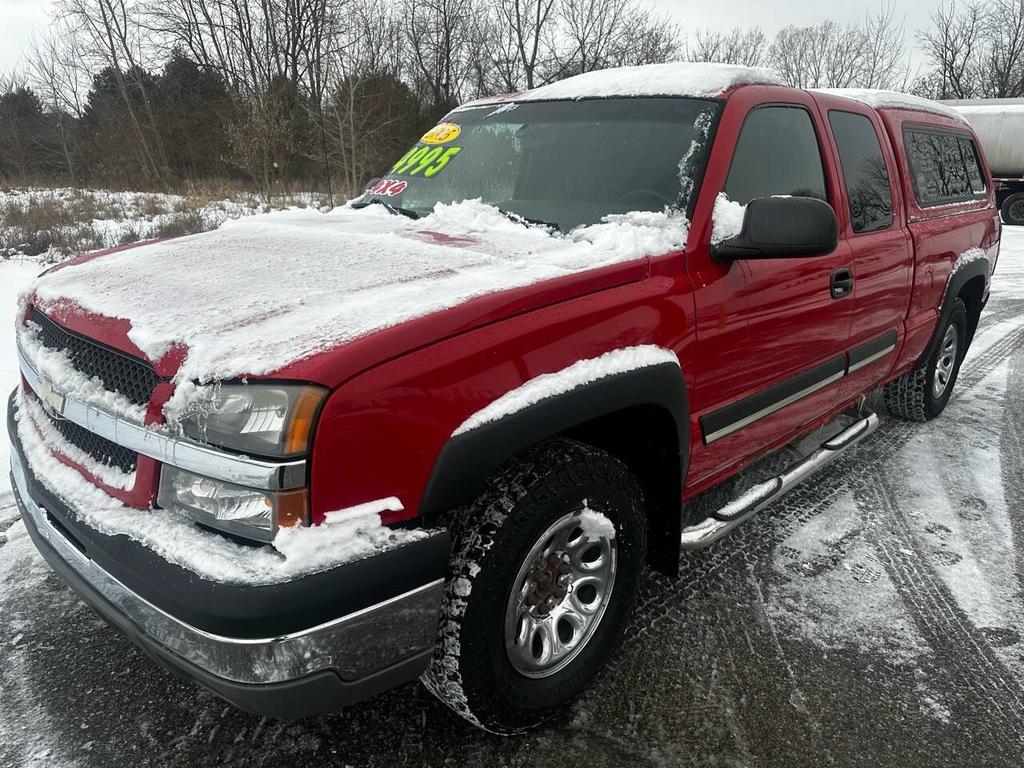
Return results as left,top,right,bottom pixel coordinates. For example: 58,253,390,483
460,62,781,107
29,200,688,391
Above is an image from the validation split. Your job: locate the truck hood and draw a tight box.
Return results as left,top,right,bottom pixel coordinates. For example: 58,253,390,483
29,200,685,390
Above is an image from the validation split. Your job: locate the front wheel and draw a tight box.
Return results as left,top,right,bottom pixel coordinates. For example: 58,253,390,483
883,298,968,421
421,439,646,733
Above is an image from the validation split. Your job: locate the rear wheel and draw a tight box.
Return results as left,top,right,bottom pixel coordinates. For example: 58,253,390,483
421,439,646,733
1001,193,1024,226
883,298,967,421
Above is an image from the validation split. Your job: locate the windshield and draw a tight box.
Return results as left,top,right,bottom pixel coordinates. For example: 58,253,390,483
359,97,721,232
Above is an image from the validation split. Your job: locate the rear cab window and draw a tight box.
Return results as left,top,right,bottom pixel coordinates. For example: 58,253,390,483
904,127,988,208
828,110,894,233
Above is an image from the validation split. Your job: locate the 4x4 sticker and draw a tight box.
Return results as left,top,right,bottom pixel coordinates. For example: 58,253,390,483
368,179,408,197
421,122,461,144
391,145,462,177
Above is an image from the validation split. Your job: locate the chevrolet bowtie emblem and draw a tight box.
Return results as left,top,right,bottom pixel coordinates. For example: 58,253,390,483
36,376,66,418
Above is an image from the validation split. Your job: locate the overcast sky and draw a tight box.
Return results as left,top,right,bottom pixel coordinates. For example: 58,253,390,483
0,0,943,76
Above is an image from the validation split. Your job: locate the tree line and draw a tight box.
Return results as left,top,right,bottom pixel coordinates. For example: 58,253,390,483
1,0,1022,199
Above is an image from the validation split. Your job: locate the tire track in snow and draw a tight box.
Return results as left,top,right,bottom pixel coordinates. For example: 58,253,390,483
856,478,1024,749
615,303,1024,758
999,343,1024,596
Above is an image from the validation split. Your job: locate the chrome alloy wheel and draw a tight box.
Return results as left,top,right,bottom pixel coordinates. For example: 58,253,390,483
504,510,617,678
933,323,959,398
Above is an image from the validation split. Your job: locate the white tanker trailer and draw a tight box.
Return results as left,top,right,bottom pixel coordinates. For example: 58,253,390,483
943,98,1024,225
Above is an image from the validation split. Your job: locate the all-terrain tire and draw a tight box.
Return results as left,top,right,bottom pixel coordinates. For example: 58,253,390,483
883,298,968,422
1001,192,1024,226
420,438,646,733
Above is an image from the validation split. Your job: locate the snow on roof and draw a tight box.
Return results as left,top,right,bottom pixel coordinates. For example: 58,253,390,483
473,62,782,104
29,201,689,392
815,88,967,122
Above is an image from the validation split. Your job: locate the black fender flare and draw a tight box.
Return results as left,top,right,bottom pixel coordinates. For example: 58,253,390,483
920,258,990,366
420,362,689,554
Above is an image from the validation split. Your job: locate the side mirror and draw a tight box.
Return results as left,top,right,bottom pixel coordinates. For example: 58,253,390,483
714,196,838,260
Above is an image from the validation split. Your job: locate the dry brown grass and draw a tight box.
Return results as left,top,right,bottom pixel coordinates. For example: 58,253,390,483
0,192,107,257
0,186,332,261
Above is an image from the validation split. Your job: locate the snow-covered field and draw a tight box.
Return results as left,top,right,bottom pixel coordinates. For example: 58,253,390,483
0,188,325,262
1,226,1024,766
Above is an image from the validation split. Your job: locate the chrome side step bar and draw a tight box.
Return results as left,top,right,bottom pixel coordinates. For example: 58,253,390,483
680,411,879,551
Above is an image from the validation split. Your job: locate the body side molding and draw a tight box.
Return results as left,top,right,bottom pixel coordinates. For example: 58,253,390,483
700,356,846,445
848,330,898,373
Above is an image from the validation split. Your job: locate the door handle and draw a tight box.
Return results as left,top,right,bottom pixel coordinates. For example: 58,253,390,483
830,268,854,299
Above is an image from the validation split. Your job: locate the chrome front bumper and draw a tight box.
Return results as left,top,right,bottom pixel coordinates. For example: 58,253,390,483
11,444,444,693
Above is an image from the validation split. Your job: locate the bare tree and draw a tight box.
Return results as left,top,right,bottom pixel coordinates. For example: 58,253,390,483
60,0,170,185
687,27,767,67
769,21,867,88
766,10,908,91
329,0,419,194
26,25,88,184
860,3,910,89
490,0,557,89
478,7,523,91
980,0,1024,97
917,1,986,98
404,0,478,112
294,0,343,205
606,6,680,67
553,0,629,76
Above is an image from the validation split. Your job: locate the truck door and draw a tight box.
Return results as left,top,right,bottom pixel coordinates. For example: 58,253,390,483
686,89,855,486
818,100,912,397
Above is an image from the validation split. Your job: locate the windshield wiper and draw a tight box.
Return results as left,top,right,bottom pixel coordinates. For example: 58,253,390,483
498,208,560,232
352,198,421,219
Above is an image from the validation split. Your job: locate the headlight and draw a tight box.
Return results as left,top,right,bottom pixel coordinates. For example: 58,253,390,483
158,466,308,543
180,383,326,457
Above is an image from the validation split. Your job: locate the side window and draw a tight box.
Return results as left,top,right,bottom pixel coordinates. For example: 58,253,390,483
828,110,893,233
905,128,986,207
724,106,828,205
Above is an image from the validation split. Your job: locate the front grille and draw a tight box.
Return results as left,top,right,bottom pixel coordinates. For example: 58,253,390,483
27,307,151,478
50,414,138,475
29,308,159,407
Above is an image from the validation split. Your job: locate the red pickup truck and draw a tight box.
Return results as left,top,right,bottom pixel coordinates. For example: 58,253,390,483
9,63,1000,733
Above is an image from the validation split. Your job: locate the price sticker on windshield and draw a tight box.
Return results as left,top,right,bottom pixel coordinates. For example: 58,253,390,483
421,122,461,144
369,178,407,197
390,145,462,178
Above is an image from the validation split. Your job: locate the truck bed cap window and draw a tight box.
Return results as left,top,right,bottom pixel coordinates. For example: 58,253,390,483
904,127,987,208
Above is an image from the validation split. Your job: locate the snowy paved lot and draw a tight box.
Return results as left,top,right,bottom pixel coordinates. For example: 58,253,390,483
3,230,1024,767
